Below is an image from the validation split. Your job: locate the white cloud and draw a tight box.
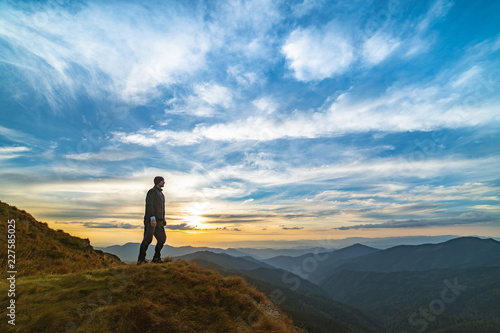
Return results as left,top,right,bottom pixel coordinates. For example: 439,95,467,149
114,63,500,146
0,146,31,160
166,83,233,117
404,0,454,57
113,129,201,147
417,0,455,33
451,65,482,88
282,25,354,81
290,0,326,17
0,146,30,154
0,2,212,107
64,149,143,162
252,97,279,115
362,33,400,64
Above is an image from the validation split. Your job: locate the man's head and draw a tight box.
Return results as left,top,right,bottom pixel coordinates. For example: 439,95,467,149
154,176,165,188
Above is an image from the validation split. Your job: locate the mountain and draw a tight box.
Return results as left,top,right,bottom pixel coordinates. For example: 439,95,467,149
178,250,382,333
213,235,466,250
317,237,500,332
0,201,122,276
0,201,301,332
264,243,380,283
321,266,500,332
229,247,333,260
97,242,251,263
97,242,334,262
323,237,500,278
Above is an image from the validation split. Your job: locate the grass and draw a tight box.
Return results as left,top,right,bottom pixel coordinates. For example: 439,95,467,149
0,201,300,332
0,200,123,278
0,260,299,332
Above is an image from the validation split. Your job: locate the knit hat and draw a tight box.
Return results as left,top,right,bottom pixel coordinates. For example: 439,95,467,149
154,176,164,185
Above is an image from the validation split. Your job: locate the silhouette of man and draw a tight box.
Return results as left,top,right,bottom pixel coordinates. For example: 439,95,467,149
138,176,167,264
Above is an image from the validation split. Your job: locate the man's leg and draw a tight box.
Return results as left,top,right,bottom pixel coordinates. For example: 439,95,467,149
138,222,155,262
152,225,166,262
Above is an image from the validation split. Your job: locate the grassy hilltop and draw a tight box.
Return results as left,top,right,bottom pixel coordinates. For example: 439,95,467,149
0,200,123,276
0,201,300,332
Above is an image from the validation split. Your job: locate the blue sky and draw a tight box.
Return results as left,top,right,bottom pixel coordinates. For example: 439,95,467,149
0,0,499,247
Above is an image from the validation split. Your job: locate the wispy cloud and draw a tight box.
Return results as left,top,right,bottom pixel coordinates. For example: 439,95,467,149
334,212,498,230
64,149,144,162
166,82,234,117
0,146,31,160
114,55,499,146
0,2,212,108
362,32,400,64
57,221,140,229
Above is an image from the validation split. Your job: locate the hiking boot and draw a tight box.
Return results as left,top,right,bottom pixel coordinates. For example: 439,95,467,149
137,259,149,265
152,257,163,264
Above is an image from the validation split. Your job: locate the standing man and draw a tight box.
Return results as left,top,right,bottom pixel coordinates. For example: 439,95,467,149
138,176,167,264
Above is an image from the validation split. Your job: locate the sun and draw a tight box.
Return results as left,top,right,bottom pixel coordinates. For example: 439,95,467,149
185,215,206,228
184,203,210,228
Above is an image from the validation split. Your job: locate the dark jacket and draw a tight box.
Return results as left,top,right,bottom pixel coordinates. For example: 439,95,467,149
144,186,165,223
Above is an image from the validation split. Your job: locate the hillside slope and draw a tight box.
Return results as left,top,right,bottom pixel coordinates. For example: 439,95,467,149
0,201,301,332
0,260,300,332
0,201,123,276
180,251,382,333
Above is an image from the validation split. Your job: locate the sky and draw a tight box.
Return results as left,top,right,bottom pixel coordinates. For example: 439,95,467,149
0,0,499,248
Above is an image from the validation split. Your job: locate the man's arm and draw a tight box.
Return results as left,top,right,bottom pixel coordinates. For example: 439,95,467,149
146,190,157,227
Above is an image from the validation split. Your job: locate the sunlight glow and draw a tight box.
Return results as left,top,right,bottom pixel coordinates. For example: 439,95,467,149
184,202,211,228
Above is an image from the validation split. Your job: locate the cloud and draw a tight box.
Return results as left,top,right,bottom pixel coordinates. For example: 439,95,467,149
202,213,275,224
112,129,201,147
0,125,40,145
362,33,400,64
281,226,304,230
166,82,234,117
66,221,140,229
451,65,483,88
417,0,454,33
213,227,242,232
114,59,500,146
0,146,31,160
166,223,196,230
64,149,144,162
282,24,354,81
290,0,326,17
334,212,498,230
0,2,212,107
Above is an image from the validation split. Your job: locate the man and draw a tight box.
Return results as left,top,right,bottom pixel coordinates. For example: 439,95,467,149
137,176,167,264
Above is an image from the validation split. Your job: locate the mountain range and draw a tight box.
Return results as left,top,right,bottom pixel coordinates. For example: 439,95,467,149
172,237,500,332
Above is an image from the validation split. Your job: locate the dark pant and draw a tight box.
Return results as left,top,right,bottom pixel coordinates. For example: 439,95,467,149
138,221,166,261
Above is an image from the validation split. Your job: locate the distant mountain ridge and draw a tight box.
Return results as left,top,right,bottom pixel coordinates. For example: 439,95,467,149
264,243,380,283
327,236,500,275
97,242,338,262
175,236,500,332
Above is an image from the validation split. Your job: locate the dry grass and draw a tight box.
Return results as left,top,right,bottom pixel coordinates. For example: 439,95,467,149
0,201,124,278
0,260,299,332
0,201,300,332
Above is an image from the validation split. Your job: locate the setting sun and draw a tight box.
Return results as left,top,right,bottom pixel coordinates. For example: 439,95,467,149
184,202,210,228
